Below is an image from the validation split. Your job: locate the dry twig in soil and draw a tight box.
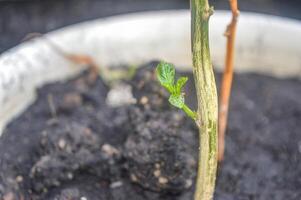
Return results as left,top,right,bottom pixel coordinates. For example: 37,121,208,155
218,0,239,162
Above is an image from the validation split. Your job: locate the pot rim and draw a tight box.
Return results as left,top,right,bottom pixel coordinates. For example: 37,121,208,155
0,10,301,135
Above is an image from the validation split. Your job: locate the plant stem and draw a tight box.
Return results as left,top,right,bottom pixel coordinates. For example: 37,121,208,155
183,104,197,120
191,0,218,200
218,0,239,162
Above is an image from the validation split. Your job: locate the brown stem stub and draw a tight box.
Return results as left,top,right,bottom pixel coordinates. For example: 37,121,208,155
224,25,231,37
233,10,240,19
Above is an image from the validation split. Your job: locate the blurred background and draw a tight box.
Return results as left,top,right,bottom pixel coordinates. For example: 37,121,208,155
0,0,300,54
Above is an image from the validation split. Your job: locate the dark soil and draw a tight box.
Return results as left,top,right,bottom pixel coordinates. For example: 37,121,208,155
0,62,300,200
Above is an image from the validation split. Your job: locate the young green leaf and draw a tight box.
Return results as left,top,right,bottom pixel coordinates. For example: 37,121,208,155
156,62,175,93
156,61,196,120
175,77,188,94
169,94,185,108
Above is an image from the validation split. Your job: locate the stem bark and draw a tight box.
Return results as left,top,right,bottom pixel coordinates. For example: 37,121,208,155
191,0,218,199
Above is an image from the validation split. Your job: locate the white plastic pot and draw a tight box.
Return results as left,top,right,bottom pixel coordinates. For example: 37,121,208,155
0,10,301,135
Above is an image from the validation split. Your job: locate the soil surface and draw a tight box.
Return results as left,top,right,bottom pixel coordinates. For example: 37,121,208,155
0,62,301,200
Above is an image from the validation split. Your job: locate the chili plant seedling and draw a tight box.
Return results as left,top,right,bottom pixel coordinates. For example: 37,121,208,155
156,0,218,199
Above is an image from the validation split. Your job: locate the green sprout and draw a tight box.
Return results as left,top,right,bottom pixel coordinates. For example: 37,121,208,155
156,62,196,120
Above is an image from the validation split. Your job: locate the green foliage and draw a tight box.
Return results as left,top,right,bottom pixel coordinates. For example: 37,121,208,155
156,61,196,120
175,77,188,94
156,62,175,93
169,94,184,108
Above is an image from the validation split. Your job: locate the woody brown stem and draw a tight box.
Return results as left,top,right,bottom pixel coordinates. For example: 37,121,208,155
218,0,239,162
